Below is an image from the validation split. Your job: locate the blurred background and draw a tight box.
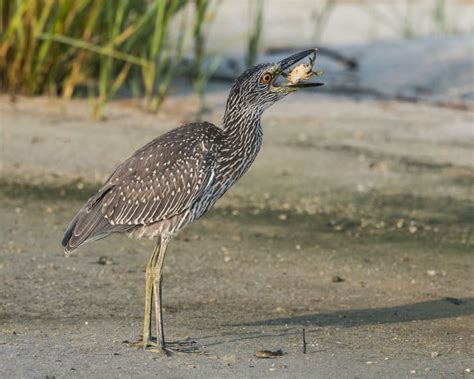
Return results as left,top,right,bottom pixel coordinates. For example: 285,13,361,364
1,1,473,377
1,0,473,116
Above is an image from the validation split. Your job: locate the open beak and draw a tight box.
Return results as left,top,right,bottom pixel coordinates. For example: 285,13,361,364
278,49,316,71
271,48,324,92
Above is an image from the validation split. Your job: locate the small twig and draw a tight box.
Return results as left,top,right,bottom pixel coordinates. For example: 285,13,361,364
302,328,307,354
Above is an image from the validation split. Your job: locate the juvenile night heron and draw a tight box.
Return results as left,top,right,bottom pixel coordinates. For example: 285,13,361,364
62,49,323,353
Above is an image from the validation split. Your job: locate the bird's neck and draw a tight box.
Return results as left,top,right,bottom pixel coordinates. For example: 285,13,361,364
222,102,264,152
218,104,264,181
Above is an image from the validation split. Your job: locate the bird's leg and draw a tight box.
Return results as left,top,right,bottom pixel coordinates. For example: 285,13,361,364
151,235,170,354
154,273,166,350
134,235,200,354
142,239,161,348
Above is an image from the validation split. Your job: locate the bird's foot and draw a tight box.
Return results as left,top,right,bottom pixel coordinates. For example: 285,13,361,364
124,335,157,349
145,345,174,356
124,336,203,355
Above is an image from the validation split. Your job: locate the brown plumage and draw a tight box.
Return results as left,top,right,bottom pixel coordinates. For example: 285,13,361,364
62,122,221,251
61,49,323,353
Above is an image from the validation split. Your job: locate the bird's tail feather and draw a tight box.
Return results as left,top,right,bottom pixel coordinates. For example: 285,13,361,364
62,186,129,254
61,214,79,252
61,205,113,254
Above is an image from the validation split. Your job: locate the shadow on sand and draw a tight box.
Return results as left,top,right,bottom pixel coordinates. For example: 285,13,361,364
228,298,474,328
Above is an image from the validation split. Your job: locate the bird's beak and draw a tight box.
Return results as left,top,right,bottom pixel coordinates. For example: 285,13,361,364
271,49,324,93
278,49,316,71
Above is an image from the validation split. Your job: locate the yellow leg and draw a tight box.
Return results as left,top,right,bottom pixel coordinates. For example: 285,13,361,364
134,235,202,354
152,235,170,353
142,239,160,348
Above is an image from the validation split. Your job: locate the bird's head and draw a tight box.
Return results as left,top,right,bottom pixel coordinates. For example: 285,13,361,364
227,49,324,112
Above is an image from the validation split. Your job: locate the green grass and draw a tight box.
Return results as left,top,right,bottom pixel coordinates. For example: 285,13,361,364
191,0,221,117
245,0,263,68
0,0,208,118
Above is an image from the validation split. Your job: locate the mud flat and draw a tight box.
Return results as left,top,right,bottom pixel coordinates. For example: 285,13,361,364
1,93,473,377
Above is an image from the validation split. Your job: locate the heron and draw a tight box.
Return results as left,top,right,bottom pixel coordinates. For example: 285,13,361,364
62,49,323,354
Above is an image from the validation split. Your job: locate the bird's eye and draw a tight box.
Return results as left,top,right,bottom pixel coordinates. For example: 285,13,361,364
260,73,273,84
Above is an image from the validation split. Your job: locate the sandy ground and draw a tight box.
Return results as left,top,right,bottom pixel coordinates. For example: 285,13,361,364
1,91,473,378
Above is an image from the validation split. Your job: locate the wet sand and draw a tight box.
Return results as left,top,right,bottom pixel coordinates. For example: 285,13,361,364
1,93,473,378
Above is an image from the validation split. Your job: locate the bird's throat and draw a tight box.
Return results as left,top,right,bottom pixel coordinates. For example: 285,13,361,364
217,106,264,188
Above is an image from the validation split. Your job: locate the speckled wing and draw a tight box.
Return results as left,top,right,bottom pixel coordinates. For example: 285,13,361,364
102,123,222,226
62,122,222,252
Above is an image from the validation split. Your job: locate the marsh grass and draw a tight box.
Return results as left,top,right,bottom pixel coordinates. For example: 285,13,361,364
0,0,204,118
245,0,263,68
191,0,221,117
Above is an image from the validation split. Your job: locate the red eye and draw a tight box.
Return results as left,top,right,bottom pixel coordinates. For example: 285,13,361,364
260,73,273,84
